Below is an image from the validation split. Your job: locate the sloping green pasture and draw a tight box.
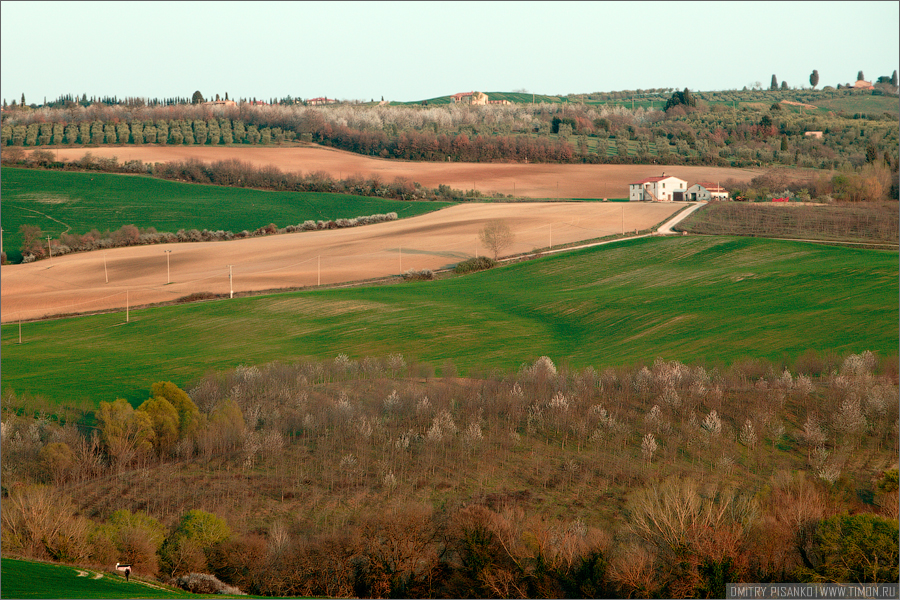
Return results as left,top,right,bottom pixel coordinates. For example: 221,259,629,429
811,94,899,114
2,236,896,409
0,557,217,598
1,168,454,261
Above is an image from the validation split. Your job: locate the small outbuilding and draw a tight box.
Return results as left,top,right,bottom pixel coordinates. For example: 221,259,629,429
686,182,729,201
629,173,688,202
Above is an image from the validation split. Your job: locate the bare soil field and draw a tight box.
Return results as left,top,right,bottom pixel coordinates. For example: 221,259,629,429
1,202,681,322
49,145,774,199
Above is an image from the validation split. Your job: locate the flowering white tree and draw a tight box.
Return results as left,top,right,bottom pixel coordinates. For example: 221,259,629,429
739,419,757,449
702,410,722,438
641,433,658,465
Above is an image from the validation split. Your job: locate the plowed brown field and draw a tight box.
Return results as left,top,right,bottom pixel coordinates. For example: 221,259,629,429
1,202,681,322
49,144,769,199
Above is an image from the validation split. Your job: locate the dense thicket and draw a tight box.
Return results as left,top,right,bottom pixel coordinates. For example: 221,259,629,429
3,352,898,596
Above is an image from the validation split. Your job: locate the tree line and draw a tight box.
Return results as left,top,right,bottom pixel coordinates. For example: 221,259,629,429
2,352,898,596
2,87,897,173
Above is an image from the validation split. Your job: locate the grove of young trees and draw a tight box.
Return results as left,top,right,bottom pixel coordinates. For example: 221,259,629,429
2,352,897,596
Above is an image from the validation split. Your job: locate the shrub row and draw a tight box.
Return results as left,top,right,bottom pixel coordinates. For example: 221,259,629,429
453,256,498,274
17,212,398,262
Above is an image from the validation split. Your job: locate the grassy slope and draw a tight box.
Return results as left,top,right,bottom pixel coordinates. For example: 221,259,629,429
1,168,454,260
0,557,220,599
2,236,896,409
811,94,899,114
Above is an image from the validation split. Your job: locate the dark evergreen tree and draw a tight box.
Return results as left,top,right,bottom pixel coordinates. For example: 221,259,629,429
770,75,778,90
810,70,820,88
866,143,879,163
663,88,696,111
858,70,865,81
892,70,898,86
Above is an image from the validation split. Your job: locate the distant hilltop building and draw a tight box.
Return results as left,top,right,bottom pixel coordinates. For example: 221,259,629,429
203,99,237,107
451,91,488,105
850,79,874,90
450,91,510,105
307,97,336,106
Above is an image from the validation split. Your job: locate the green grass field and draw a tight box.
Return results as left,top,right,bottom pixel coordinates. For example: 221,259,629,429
1,168,454,261
811,94,899,114
0,557,225,599
2,236,896,410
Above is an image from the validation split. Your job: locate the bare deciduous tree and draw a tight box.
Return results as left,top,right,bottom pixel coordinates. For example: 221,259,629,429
478,220,515,260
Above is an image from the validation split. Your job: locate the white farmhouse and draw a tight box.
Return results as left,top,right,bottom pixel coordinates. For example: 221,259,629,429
686,182,729,201
628,174,688,202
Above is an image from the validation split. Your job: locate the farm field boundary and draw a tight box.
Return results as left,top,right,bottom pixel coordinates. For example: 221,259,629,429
2,235,896,409
1,202,681,322
0,167,454,262
44,145,775,200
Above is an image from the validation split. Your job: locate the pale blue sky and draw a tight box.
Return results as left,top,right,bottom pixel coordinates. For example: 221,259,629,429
2,1,898,104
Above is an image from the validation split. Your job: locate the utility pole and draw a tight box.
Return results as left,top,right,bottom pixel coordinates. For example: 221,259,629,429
227,265,233,298
104,253,108,283
317,255,321,286
126,290,129,323
164,250,171,284
46,236,52,261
